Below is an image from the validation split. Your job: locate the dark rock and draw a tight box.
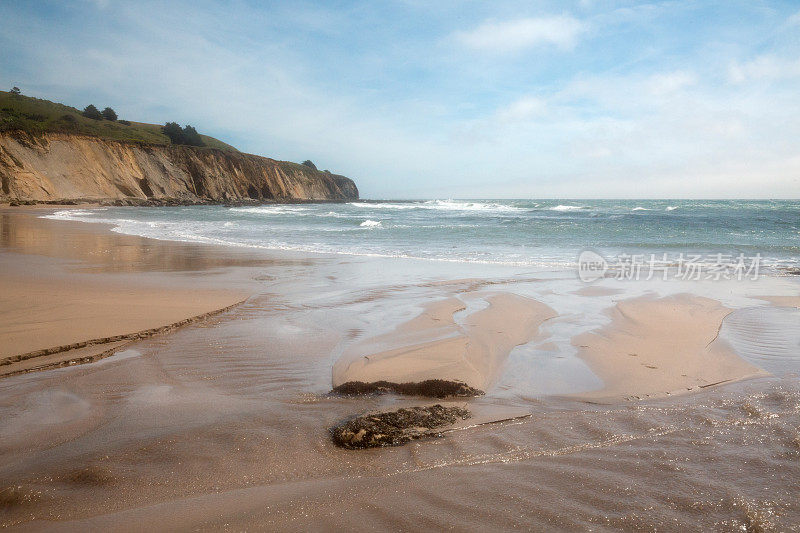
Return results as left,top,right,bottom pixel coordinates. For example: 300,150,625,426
8,199,35,206
330,404,471,449
331,379,483,399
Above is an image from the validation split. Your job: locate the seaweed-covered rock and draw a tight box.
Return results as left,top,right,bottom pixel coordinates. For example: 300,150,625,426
330,404,471,449
331,379,483,399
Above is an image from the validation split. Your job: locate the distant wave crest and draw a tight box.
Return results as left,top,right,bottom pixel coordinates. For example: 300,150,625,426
230,205,309,215
549,205,587,211
349,200,522,212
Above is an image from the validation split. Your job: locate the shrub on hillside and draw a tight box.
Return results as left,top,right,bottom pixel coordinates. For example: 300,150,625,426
22,113,46,122
301,160,317,170
101,107,117,121
56,113,79,131
82,104,103,120
162,121,205,147
181,125,203,146
0,112,27,132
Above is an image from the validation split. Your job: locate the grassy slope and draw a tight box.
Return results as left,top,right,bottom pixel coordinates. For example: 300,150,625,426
0,91,238,151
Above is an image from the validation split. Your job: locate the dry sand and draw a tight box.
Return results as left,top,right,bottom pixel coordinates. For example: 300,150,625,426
573,293,768,402
333,292,556,391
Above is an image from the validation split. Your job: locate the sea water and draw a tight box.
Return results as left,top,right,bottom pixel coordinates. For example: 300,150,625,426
45,199,800,272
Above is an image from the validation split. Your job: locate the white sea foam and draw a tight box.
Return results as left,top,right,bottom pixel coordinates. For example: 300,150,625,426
632,207,649,211
230,205,310,215
549,205,586,211
319,211,352,218
349,202,418,210
45,208,105,220
359,219,382,228
349,200,522,212
666,206,679,211
423,200,522,212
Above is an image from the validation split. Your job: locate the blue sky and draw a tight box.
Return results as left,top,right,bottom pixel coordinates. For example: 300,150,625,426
1,0,799,198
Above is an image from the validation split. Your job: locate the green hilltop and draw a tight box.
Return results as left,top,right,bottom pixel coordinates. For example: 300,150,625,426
0,90,238,151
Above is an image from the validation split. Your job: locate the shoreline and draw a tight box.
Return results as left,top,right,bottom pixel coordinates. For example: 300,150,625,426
2,197,360,207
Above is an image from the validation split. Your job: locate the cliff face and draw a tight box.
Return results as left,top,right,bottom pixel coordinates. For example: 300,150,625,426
0,133,358,203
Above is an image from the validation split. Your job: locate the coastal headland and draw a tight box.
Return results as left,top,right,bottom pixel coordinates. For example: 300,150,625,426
0,92,359,205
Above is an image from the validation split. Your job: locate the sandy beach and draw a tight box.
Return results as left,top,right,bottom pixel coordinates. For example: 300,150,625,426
573,294,768,402
1,208,799,530
0,275,246,369
333,293,556,390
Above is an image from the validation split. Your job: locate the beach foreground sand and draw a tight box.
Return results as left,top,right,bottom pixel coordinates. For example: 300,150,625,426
573,294,768,402
1,208,799,531
333,293,556,391
0,275,247,375
0,210,250,377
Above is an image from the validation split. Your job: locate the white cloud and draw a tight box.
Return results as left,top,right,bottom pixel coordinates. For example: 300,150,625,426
729,55,800,83
442,64,800,198
495,96,547,122
644,70,696,96
455,16,586,53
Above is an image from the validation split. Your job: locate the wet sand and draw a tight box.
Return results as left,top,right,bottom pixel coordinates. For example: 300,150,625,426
1,208,799,531
333,293,556,390
0,274,247,359
0,210,250,377
573,294,768,402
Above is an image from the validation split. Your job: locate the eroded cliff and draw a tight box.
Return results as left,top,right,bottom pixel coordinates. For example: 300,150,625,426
0,133,358,203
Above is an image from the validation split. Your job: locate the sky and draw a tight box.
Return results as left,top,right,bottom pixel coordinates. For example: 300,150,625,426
1,0,799,199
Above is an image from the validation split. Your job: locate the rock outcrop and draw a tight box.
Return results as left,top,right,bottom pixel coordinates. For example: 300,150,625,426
330,405,471,449
0,132,358,203
331,379,484,398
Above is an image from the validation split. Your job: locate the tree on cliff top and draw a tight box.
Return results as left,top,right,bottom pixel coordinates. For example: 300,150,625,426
162,122,205,147
301,160,317,170
101,107,117,121
162,122,183,143
82,104,103,120
181,125,203,146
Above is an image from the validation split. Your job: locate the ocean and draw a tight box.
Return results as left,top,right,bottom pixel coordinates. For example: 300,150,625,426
45,199,800,272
